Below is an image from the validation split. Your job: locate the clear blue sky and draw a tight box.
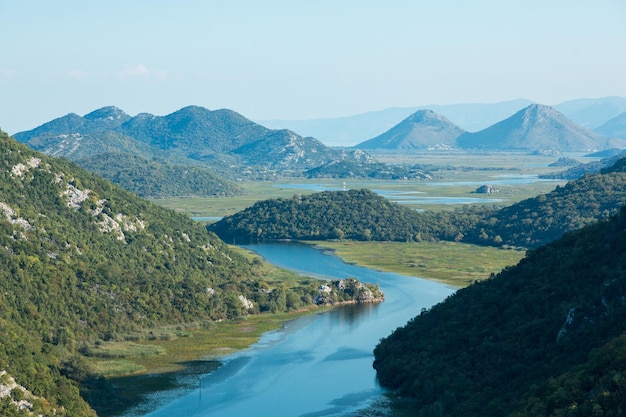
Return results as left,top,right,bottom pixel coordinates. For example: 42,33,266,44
1,0,625,134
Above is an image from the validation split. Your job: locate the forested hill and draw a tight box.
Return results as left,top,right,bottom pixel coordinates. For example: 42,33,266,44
457,162,626,248
373,206,626,417
208,160,626,250
0,130,320,416
208,189,438,242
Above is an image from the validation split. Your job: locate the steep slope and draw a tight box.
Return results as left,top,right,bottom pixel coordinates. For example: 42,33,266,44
355,110,465,150
0,130,321,416
374,206,626,417
595,111,626,140
456,104,622,152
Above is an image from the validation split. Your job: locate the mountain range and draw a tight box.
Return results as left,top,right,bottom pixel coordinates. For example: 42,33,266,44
14,100,626,197
262,97,626,146
14,106,381,189
355,104,626,152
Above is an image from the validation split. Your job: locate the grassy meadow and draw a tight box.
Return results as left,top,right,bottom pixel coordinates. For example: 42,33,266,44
310,240,526,287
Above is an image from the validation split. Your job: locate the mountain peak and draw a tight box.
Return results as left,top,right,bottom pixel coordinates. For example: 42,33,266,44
405,109,445,123
84,106,130,122
355,109,464,150
457,103,621,152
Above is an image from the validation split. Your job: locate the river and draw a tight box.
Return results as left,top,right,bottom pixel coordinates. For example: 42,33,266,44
134,242,455,417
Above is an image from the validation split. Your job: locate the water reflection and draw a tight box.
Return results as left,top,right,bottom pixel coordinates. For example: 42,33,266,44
331,302,382,327
133,243,453,417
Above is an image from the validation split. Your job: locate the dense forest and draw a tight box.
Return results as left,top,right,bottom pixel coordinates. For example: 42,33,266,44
0,130,337,416
373,205,626,417
457,160,626,247
208,189,441,242
211,158,626,250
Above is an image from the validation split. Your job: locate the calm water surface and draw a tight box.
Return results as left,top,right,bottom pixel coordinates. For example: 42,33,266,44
135,242,455,417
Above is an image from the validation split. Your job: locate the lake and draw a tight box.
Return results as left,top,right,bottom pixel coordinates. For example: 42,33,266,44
133,242,455,417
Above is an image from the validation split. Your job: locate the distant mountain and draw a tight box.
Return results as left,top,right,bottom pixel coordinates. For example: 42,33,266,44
595,111,626,140
373,205,626,417
555,96,626,128
354,110,465,150
261,98,626,147
15,125,242,197
231,129,340,170
117,105,269,155
456,104,624,152
14,106,131,140
261,99,533,146
15,105,382,182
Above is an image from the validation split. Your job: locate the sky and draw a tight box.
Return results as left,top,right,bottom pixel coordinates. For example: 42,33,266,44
1,0,625,134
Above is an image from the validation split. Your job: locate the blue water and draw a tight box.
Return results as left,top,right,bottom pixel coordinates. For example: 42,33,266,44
134,242,454,417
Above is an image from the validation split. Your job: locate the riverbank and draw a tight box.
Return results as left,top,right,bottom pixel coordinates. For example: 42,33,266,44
86,239,516,416
84,307,332,417
309,240,526,287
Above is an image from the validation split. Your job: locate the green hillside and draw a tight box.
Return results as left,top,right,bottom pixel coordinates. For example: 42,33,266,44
373,206,626,417
15,106,386,182
0,130,322,416
209,161,626,250
208,188,439,242
75,152,244,198
457,162,626,248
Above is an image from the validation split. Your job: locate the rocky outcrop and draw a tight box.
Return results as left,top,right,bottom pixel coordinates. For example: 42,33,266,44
474,184,499,194
314,278,384,306
549,156,581,167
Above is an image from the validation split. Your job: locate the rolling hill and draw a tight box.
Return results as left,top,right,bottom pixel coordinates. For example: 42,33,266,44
354,110,464,150
457,159,626,248
208,188,439,242
456,104,622,152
